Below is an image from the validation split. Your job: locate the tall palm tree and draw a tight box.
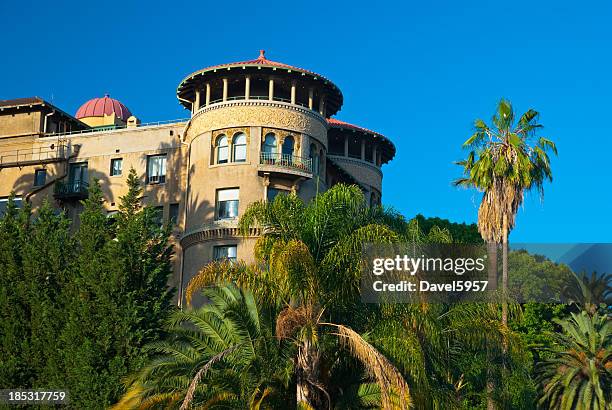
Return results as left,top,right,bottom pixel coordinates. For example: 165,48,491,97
186,185,411,409
535,312,611,409
112,284,294,409
454,99,557,327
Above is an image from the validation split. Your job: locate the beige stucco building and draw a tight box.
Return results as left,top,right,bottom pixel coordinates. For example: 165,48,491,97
0,51,395,305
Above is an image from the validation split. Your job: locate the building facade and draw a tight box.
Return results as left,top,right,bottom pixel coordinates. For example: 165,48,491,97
0,51,395,305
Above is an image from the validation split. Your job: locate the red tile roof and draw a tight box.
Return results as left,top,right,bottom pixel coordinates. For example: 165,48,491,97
328,118,384,138
327,118,396,162
188,50,331,82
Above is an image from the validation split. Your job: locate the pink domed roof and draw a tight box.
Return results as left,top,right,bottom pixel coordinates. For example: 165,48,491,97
75,94,132,121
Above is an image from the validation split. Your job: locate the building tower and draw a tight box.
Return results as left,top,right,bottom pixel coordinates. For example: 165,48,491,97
176,51,394,302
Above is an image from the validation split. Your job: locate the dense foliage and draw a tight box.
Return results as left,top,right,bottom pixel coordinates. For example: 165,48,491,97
1,178,609,409
0,169,175,408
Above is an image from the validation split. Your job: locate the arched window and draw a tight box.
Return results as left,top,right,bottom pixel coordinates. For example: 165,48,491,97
282,136,294,156
216,135,228,164
282,136,294,166
309,143,319,175
232,133,247,162
262,133,277,164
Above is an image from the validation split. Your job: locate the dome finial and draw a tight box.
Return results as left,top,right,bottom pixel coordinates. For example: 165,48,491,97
258,49,265,59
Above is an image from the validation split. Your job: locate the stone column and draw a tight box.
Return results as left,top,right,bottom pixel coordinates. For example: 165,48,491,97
372,144,377,164
268,78,274,101
245,75,251,99
291,81,296,104
205,83,211,106
308,88,314,109
344,135,349,157
319,95,326,117
194,88,201,113
222,78,228,102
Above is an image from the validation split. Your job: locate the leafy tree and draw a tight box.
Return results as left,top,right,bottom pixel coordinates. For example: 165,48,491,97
412,214,482,244
507,250,574,303
115,284,294,409
535,312,611,409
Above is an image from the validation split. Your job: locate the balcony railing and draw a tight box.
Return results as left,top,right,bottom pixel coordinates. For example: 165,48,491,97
0,144,69,168
259,152,312,174
54,180,89,200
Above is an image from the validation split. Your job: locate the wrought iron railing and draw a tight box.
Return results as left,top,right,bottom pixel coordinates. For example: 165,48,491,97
0,144,68,167
259,152,312,173
44,118,189,137
54,180,89,199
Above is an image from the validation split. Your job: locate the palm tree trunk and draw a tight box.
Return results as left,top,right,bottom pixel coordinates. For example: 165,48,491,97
487,241,498,290
501,214,508,328
486,242,498,410
296,339,320,408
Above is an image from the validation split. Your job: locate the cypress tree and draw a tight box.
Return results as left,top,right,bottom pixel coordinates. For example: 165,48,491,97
60,172,175,408
21,200,74,388
0,195,31,387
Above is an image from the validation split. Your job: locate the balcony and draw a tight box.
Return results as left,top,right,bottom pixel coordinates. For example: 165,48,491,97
0,144,70,169
54,180,89,200
258,152,313,178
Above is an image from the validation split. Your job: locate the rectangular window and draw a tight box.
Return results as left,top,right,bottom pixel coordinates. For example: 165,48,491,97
169,203,179,225
213,245,237,261
216,188,239,220
153,205,164,226
69,162,88,185
34,169,47,186
147,154,167,184
0,197,23,217
348,136,362,159
267,188,289,202
110,158,123,176
328,135,344,156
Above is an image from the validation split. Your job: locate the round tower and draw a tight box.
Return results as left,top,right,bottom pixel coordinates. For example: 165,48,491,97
178,51,343,285
326,118,395,206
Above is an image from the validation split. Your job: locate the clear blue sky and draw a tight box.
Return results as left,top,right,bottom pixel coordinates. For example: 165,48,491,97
2,0,610,242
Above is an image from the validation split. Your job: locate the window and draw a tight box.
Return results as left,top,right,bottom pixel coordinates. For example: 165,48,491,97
216,188,239,220
213,245,237,261
216,135,229,164
34,169,47,186
262,133,277,163
69,162,88,184
282,136,294,156
110,158,123,176
147,154,167,184
310,144,320,175
232,133,247,162
153,205,164,226
348,136,361,159
267,188,289,202
0,197,23,217
328,134,344,156
169,203,179,225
